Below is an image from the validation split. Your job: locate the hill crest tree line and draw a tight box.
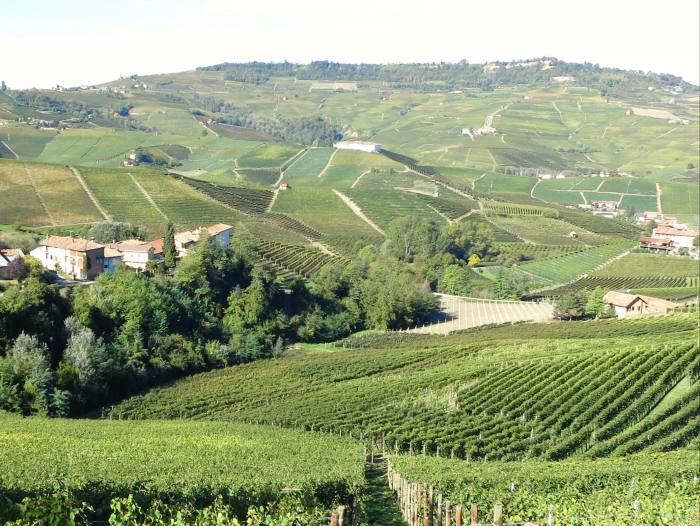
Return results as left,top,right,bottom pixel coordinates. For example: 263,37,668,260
196,58,690,93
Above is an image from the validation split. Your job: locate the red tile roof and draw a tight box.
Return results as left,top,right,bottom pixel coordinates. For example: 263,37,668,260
206,223,233,235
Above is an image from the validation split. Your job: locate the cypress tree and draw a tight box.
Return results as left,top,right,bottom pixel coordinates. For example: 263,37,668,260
163,222,176,269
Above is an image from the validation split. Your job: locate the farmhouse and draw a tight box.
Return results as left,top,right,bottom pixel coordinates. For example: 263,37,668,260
110,240,155,271
175,223,233,258
652,226,699,250
279,182,290,190
333,140,381,153
590,200,619,210
0,248,25,279
639,236,673,252
603,291,679,319
30,236,104,281
637,211,678,226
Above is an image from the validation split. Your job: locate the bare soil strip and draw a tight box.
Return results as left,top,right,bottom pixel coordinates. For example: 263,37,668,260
24,164,56,226
128,173,170,221
69,166,112,221
332,189,385,235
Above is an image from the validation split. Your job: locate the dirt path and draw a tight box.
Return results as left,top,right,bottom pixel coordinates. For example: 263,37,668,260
317,148,338,178
601,126,609,139
195,116,219,137
351,169,371,188
24,164,56,225
473,172,487,190
1,140,18,159
595,180,605,191
552,101,565,126
486,149,498,171
310,240,337,256
454,209,476,222
530,178,540,198
656,127,678,139
128,173,169,221
580,191,588,204
333,190,385,235
426,204,452,223
656,183,663,213
69,166,112,221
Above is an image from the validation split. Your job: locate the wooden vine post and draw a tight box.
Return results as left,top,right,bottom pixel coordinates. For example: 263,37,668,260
455,504,463,526
330,511,338,526
493,503,503,526
337,505,346,526
470,503,478,526
444,500,451,526
424,488,432,526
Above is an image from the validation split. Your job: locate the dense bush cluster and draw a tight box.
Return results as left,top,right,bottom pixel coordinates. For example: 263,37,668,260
0,233,435,416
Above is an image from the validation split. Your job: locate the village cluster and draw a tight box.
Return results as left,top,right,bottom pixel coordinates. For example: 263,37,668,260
0,223,232,281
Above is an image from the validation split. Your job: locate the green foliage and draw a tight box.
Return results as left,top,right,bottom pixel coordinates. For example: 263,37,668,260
554,291,587,319
439,265,471,295
0,415,363,521
163,222,176,269
87,221,148,244
389,451,700,525
106,318,698,463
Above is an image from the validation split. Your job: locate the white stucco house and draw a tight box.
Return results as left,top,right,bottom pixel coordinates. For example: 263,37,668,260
30,236,104,280
603,291,678,319
652,226,699,250
175,223,233,258
333,140,381,153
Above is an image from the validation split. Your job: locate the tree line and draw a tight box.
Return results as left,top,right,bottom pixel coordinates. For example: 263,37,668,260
196,59,690,92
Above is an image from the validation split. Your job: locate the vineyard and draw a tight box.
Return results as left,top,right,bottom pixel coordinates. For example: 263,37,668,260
388,450,699,525
535,275,696,298
255,240,346,278
489,216,607,246
405,294,553,335
0,413,364,520
259,213,323,241
495,242,584,261
591,253,700,278
518,242,634,284
178,176,274,214
481,200,558,218
106,317,699,465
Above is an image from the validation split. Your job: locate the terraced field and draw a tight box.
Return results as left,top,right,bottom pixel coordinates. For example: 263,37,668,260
281,147,334,183
346,189,446,230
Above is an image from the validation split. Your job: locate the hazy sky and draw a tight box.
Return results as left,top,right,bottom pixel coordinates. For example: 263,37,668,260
3,0,699,88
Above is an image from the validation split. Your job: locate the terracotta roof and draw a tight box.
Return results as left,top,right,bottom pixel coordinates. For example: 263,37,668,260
175,230,200,244
654,226,699,237
639,236,672,245
638,295,679,311
115,241,152,253
103,247,123,258
207,223,233,235
146,239,164,254
39,236,103,252
0,248,24,266
603,291,641,308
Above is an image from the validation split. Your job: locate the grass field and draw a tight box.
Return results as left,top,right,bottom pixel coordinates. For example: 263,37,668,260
282,147,334,183
238,143,302,169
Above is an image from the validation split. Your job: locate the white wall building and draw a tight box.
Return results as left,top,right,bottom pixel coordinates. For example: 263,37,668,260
652,226,699,250
175,224,233,258
333,140,381,153
30,236,104,280
111,240,155,271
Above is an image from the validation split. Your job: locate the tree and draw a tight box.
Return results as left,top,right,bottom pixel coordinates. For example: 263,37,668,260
0,81,6,92
440,265,471,295
441,222,494,260
0,333,55,415
554,292,586,320
584,287,607,318
386,216,442,262
4,256,30,281
493,269,535,300
163,222,176,269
